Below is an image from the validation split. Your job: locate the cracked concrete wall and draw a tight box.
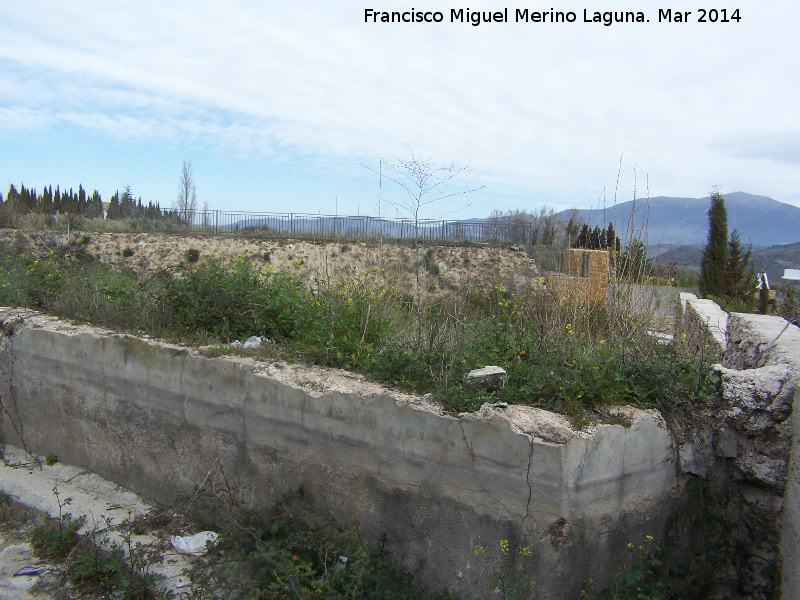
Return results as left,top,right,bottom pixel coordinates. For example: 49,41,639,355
0,314,677,599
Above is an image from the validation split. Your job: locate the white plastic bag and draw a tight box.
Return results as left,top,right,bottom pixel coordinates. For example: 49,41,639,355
170,531,220,556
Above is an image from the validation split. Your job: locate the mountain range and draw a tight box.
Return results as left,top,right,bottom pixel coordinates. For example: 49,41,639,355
556,192,800,248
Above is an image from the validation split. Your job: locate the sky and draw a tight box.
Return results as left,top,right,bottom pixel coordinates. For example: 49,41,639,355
1,1,798,220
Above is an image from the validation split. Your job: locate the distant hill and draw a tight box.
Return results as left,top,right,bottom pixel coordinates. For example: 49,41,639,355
752,242,800,285
652,245,704,269
558,192,800,247
653,242,800,285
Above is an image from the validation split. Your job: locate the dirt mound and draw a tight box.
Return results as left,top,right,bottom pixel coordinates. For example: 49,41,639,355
0,229,541,298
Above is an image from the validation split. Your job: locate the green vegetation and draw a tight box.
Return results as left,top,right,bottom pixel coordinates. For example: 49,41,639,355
474,540,535,600
0,182,170,228
179,485,449,600
0,235,718,425
29,484,169,598
699,191,729,298
725,229,754,301
699,192,760,316
185,247,201,263
573,222,620,251
582,476,780,600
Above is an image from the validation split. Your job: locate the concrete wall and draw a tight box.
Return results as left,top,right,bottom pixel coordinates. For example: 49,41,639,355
0,309,676,599
677,292,728,359
612,284,698,318
677,296,800,597
724,313,800,599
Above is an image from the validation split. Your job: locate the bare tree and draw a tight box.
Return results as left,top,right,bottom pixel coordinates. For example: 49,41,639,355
176,160,197,225
201,200,211,229
382,155,483,349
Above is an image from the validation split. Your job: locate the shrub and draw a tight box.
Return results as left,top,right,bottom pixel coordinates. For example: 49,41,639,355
179,486,448,600
166,256,314,341
0,244,718,422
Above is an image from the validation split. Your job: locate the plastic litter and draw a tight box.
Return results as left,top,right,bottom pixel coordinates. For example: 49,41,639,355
13,566,45,577
170,531,220,556
333,555,348,574
242,336,262,349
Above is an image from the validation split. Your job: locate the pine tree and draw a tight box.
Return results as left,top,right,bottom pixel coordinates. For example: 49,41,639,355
120,185,136,218
699,191,729,298
725,229,754,302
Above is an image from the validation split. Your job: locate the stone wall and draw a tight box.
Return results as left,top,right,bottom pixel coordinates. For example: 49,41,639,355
677,296,800,598
0,308,676,599
546,249,609,305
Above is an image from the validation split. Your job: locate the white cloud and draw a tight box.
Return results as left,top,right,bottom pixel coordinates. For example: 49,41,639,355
1,0,799,209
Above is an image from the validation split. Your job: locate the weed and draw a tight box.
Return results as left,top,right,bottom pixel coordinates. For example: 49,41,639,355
177,482,450,600
0,490,10,521
32,487,172,599
45,453,58,466
122,247,135,258
583,536,665,600
474,539,535,600
0,240,719,423
423,249,440,275
32,485,84,559
185,248,200,263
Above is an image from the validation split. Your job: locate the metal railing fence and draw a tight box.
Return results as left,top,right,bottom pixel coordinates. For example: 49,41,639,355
130,210,538,247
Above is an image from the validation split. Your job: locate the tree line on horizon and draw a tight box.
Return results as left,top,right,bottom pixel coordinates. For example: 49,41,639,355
0,182,170,224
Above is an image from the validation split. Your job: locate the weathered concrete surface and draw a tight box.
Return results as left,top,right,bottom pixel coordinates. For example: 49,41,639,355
670,304,800,596
612,284,697,319
722,313,800,599
0,446,194,596
677,292,728,357
0,309,677,599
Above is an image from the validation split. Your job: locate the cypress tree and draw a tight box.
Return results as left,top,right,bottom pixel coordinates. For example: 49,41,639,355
606,222,619,251
575,224,590,248
699,191,729,297
53,186,61,212
86,190,103,219
107,191,121,220
590,226,601,249
41,185,53,214
565,216,579,247
726,229,754,302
